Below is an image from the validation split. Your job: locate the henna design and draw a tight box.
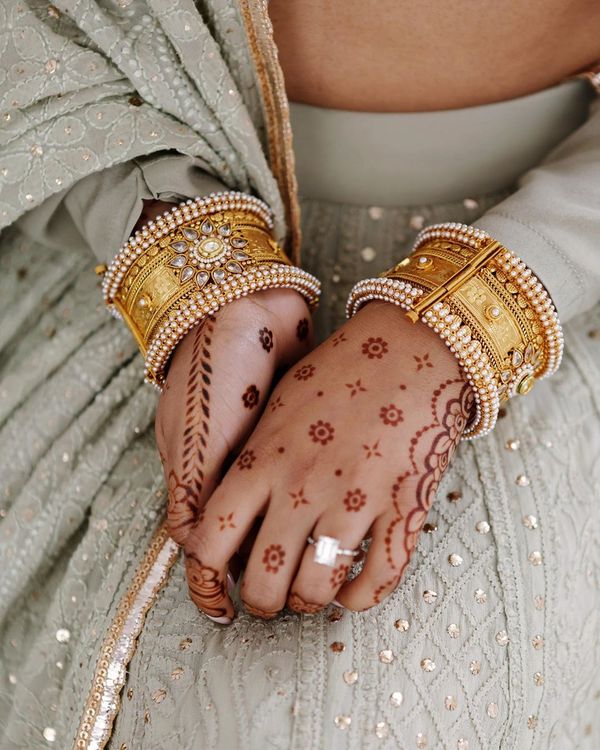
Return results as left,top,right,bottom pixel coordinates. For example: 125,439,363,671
296,318,309,341
399,383,407,391
290,487,310,509
309,420,335,445
184,551,227,618
259,327,274,352
237,448,256,470
334,468,343,476
287,592,324,614
278,446,285,454
363,440,382,459
330,564,350,587
270,394,285,412
380,404,404,426
242,601,279,620
181,318,213,499
242,384,260,409
263,544,286,573
375,379,473,603
332,332,347,347
414,353,433,371
294,363,316,381
346,378,367,397
344,488,367,513
166,469,197,545
218,512,236,531
362,337,388,359
317,390,324,397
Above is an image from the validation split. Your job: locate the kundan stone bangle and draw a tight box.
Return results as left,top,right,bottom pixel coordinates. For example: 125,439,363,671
97,191,321,389
346,222,563,439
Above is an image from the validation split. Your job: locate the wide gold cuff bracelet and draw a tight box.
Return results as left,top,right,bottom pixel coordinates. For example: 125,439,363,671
346,222,563,439
98,191,321,389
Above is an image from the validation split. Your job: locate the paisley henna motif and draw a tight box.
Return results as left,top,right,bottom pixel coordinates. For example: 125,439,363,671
287,592,324,614
184,551,227,618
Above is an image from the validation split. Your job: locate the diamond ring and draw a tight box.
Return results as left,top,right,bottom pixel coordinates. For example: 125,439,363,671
307,535,361,568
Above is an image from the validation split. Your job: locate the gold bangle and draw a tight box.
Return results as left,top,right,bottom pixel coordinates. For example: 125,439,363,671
346,222,563,439
100,191,321,389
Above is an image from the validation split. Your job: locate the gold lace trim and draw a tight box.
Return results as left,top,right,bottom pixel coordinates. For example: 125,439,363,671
73,522,180,749
238,0,302,265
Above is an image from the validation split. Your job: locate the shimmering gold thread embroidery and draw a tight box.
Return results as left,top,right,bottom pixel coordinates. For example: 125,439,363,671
237,0,302,263
73,522,180,750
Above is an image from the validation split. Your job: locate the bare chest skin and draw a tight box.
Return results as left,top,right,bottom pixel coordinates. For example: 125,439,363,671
269,0,600,111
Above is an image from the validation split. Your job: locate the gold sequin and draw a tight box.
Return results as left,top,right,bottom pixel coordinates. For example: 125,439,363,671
528,550,543,566
416,732,428,748
152,689,166,704
55,628,70,643
343,670,358,685
527,715,538,729
375,721,389,739
463,197,479,210
476,520,490,534
447,490,462,503
495,630,509,646
368,206,383,220
390,691,403,707
505,438,520,451
445,695,457,710
487,702,499,718
448,553,463,567
423,589,438,604
330,641,345,653
410,214,425,230
516,474,530,487
179,637,192,650
469,660,481,675
171,667,184,680
328,608,343,622
8,673,16,684
334,714,352,730
523,515,538,529
447,623,460,639
423,522,437,534
379,649,394,664
532,634,544,650
43,727,57,743
534,595,545,610
420,658,436,672
474,588,487,604
394,618,410,632
457,739,469,750
533,672,544,686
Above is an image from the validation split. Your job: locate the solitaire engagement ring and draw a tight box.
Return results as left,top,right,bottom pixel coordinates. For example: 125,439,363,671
307,535,361,568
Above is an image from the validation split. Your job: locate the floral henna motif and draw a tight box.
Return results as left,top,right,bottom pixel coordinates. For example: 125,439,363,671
363,440,383,459
218,512,236,531
184,551,227,618
346,378,367,397
309,420,335,445
344,488,367,512
287,592,324,614
290,487,310,509
259,327,274,352
362,336,388,359
237,448,256,470
330,564,350,587
263,544,286,573
296,318,309,341
242,384,260,409
166,469,197,545
380,404,404,426
294,363,316,381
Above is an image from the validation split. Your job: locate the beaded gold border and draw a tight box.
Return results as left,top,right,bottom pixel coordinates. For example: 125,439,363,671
73,522,180,750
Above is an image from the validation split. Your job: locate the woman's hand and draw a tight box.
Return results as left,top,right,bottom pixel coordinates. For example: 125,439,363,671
183,301,474,622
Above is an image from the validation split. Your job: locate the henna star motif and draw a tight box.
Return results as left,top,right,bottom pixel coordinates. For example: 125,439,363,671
332,332,347,347
363,440,383,459
270,394,285,412
414,353,433,371
218,512,236,531
346,378,367,397
289,487,310,509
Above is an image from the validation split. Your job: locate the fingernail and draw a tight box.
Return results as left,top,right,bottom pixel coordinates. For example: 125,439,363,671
226,571,236,596
332,599,346,609
206,614,232,625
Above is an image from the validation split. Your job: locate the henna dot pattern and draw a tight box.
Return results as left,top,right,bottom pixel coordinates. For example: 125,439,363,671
242,384,260,409
309,420,335,445
362,336,389,359
344,488,367,513
263,544,286,573
330,564,350,587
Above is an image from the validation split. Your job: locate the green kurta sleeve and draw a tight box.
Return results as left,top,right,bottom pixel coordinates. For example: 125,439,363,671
15,152,228,264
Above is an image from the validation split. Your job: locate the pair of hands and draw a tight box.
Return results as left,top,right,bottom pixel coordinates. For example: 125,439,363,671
154,286,473,623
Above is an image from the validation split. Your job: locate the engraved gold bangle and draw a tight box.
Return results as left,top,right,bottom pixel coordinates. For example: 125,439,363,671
346,222,563,439
99,191,321,389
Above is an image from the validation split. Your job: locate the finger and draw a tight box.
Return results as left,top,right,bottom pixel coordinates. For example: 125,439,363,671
161,314,274,545
239,494,317,619
287,500,376,614
336,488,428,611
182,471,269,623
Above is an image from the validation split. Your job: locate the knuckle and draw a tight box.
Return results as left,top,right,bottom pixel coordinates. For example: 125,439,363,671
240,576,283,615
